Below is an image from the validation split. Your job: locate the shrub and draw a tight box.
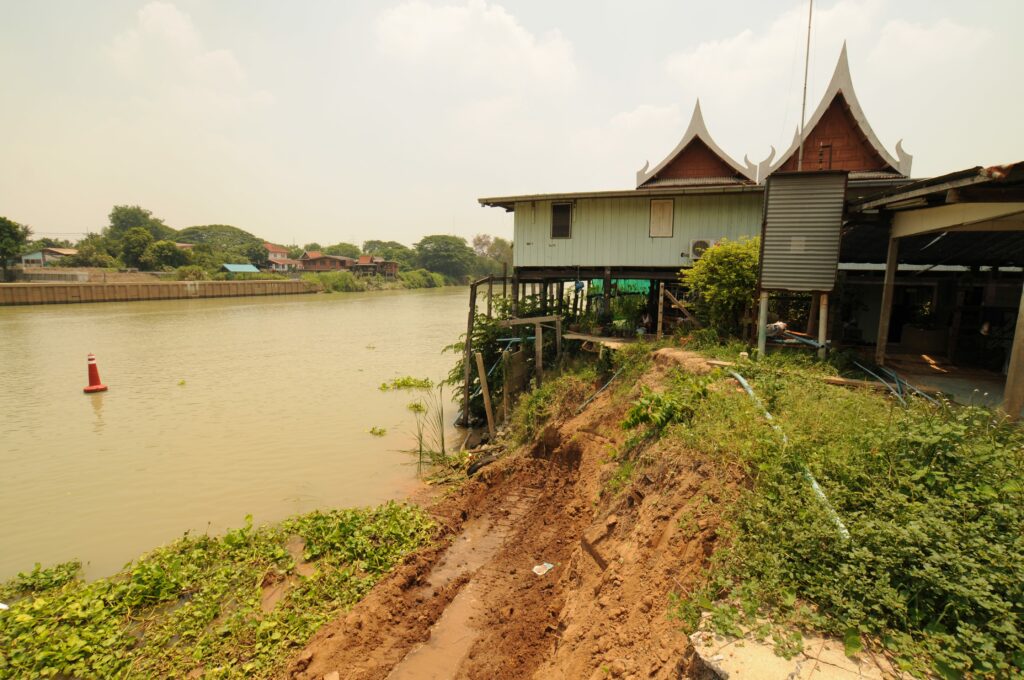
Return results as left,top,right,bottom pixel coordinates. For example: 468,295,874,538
398,268,446,289
666,360,1024,677
174,265,209,281
682,237,760,335
300,271,366,292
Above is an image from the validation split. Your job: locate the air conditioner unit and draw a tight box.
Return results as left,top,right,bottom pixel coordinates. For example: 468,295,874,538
689,239,715,259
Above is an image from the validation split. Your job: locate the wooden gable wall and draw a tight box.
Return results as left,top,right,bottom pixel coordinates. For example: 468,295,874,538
777,94,894,173
653,138,746,181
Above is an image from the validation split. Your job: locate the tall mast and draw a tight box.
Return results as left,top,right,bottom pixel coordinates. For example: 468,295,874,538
797,0,813,172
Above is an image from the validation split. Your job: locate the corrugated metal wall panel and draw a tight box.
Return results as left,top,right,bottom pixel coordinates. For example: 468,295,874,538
760,172,847,291
513,192,763,268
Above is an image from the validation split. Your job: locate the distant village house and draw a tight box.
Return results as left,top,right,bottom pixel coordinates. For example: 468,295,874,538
21,247,77,267
263,242,301,272
299,251,355,271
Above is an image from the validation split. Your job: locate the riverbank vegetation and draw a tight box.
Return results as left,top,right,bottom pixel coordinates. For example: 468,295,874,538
0,503,434,679
3,205,510,287
624,349,1020,677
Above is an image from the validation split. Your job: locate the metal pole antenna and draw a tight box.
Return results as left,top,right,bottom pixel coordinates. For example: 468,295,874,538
797,0,813,172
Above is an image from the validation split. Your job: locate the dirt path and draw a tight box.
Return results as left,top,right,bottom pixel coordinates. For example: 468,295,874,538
286,355,736,680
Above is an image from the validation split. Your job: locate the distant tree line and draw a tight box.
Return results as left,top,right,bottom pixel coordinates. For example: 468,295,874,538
1,206,512,284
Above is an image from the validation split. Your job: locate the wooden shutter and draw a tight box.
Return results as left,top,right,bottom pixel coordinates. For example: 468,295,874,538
650,199,674,237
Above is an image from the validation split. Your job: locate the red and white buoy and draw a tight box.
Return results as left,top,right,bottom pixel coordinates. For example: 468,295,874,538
83,353,108,393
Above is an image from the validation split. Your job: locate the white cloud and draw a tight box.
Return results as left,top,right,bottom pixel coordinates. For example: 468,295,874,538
108,1,271,121
572,104,685,183
375,0,576,88
661,0,991,172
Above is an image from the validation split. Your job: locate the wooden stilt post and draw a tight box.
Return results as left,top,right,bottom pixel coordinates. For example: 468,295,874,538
534,322,544,387
487,276,493,318
474,351,495,438
875,237,899,366
462,281,478,426
557,281,564,316
602,267,612,319
555,316,562,363
540,282,549,315
501,349,510,423
657,282,665,340
1001,283,1024,420
757,291,769,355
511,275,519,316
818,293,829,360
502,263,508,299
948,285,964,363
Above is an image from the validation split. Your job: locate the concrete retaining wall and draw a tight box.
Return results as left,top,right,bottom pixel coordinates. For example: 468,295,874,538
0,280,316,306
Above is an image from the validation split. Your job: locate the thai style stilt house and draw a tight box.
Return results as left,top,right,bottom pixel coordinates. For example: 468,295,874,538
477,43,1024,415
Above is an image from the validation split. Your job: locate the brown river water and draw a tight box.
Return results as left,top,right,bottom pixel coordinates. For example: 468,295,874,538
0,287,468,581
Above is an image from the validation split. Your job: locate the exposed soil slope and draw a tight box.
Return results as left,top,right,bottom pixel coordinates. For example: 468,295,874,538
285,351,738,680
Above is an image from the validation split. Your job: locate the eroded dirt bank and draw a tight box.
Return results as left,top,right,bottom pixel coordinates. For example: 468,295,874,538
285,351,738,680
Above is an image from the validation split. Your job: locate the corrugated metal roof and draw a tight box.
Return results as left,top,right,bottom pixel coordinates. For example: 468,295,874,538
479,184,763,211
760,172,848,292
221,263,260,273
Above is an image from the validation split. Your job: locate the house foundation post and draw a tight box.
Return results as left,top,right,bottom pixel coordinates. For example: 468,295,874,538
602,267,612,319
511,275,519,317
757,291,769,355
818,293,829,360
875,237,899,366
1001,283,1024,420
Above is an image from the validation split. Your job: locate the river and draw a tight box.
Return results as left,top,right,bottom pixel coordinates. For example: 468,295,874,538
0,287,468,581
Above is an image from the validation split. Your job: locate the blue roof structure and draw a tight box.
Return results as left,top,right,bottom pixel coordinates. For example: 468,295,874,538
220,264,260,273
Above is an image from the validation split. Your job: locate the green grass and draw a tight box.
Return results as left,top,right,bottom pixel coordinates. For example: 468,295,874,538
0,502,434,679
656,353,1024,678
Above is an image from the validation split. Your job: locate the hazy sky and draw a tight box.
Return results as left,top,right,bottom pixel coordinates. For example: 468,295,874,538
2,0,1022,246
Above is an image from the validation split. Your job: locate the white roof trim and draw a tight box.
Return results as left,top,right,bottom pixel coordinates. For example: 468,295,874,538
636,100,756,188
762,43,912,180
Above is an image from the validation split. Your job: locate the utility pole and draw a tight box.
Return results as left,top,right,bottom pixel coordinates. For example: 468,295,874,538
797,0,813,172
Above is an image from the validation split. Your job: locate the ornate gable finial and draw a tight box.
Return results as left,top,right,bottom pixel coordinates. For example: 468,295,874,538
762,42,911,180
636,99,755,187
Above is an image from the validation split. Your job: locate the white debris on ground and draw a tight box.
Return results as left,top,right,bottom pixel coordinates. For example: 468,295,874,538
689,618,907,679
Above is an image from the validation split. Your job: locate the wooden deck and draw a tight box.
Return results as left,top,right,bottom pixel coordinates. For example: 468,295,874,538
562,332,637,350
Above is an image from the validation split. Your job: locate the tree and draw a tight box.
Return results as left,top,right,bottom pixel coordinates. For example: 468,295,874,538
246,243,269,267
106,205,175,241
60,233,118,268
363,240,415,269
414,235,476,280
26,237,73,251
140,240,192,271
302,242,322,252
471,234,493,256
0,216,31,281
681,237,760,335
324,242,361,258
287,246,303,260
121,227,154,268
486,236,512,266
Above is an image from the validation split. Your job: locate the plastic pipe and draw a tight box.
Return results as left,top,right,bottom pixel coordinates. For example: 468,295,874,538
728,370,850,541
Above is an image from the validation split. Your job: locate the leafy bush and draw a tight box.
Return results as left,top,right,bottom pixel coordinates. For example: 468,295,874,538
174,265,210,281
508,368,596,444
0,503,434,679
667,360,1024,678
300,271,366,292
682,237,760,335
398,268,446,289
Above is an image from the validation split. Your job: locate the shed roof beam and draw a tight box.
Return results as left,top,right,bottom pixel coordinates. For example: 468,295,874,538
891,202,1024,239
